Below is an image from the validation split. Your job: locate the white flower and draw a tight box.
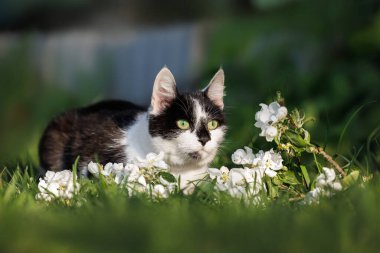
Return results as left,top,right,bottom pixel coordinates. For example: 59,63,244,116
113,163,140,185
330,182,342,191
262,125,278,142
322,167,336,183
126,175,148,196
303,167,343,205
87,161,113,177
231,168,265,196
159,176,177,194
88,161,100,176
46,170,72,182
250,169,265,194
153,184,169,199
228,186,247,198
303,187,323,204
255,104,272,126
255,102,286,126
37,179,59,201
231,147,255,165
207,159,273,201
208,167,251,196
276,106,288,121
227,170,247,198
254,102,288,142
229,168,248,187
125,165,143,183
137,176,147,187
231,149,246,165
252,149,283,178
269,102,288,122
111,163,124,174
123,163,139,176
136,152,169,169
112,163,128,184
240,167,255,184
36,170,79,201
315,167,342,190
102,163,113,176
208,166,230,191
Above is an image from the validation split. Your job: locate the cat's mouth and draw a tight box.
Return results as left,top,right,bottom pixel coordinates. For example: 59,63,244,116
188,151,208,160
188,152,201,160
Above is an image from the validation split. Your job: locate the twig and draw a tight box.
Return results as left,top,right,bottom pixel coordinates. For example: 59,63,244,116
314,147,346,177
289,195,305,202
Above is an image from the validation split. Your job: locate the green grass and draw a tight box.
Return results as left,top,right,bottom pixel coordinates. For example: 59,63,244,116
0,166,379,253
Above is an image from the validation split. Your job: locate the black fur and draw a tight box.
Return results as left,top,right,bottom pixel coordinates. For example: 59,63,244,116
39,100,144,171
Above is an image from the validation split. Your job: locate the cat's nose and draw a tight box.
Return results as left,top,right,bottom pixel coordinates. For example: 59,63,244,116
198,136,211,146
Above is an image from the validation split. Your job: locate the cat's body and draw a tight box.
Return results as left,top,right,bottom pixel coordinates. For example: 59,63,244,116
39,67,226,189
39,100,144,171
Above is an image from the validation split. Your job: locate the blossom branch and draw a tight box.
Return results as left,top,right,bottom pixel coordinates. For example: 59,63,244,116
313,147,346,177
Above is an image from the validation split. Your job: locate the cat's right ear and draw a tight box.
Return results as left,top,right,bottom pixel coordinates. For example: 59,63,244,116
203,68,225,110
151,67,177,115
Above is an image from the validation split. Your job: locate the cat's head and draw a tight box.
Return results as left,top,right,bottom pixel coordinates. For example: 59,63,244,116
148,67,226,171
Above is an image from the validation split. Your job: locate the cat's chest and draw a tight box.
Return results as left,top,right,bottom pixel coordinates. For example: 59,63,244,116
123,112,156,161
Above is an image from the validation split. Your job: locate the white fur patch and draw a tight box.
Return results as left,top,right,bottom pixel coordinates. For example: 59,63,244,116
124,112,155,161
192,99,207,128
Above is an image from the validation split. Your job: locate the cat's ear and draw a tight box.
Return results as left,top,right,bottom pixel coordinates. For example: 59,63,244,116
203,68,225,110
151,67,178,115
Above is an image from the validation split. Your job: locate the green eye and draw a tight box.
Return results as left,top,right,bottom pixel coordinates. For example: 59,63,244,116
176,119,190,130
208,120,219,130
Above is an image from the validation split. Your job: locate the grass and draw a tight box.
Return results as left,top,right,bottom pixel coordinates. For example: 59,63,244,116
0,165,379,253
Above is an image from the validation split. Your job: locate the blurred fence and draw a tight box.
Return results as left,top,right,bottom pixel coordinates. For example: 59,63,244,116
0,24,203,106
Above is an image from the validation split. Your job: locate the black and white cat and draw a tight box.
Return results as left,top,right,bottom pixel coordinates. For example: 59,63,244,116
39,67,226,189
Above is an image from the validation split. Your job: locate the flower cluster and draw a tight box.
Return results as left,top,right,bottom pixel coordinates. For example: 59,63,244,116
36,152,176,202
208,167,263,201
36,170,80,202
231,147,283,178
254,102,287,142
303,167,343,204
207,147,284,201
87,152,176,199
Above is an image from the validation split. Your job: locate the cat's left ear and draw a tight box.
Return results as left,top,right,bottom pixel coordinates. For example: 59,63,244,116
203,68,225,110
151,67,178,115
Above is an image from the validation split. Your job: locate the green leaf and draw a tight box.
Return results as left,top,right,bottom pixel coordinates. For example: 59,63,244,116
272,176,282,186
302,129,310,143
159,172,177,183
300,165,311,188
266,177,279,198
280,170,300,185
342,170,360,188
285,130,308,148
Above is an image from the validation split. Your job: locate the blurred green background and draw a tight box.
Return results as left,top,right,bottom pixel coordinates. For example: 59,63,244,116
1,1,380,253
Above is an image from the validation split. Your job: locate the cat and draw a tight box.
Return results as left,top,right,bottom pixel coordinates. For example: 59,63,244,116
39,67,226,190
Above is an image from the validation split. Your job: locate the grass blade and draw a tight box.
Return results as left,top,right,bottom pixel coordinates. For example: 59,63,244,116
300,165,311,188
338,101,376,152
